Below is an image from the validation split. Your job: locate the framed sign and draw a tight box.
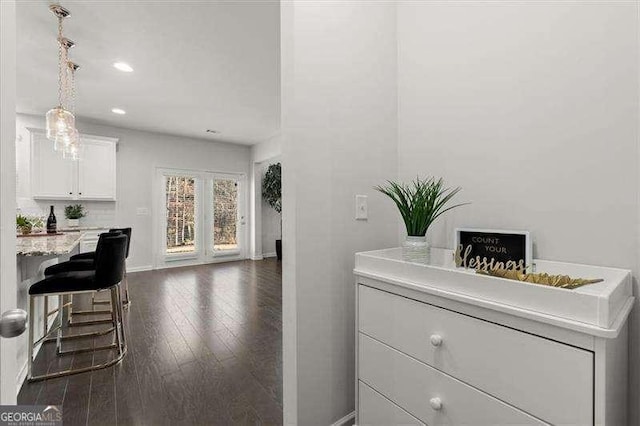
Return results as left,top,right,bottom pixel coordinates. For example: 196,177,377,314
454,228,532,271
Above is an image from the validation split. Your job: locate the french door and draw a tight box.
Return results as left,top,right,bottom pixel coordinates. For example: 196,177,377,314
158,169,245,265
209,174,242,256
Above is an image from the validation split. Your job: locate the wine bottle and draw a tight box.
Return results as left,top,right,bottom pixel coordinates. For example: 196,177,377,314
46,205,57,234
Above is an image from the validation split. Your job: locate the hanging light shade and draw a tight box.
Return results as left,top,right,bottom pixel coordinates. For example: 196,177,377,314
46,4,75,144
53,122,73,151
46,106,75,142
63,126,81,161
63,138,80,161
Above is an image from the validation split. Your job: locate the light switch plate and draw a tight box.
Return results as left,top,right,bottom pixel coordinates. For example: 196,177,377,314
355,195,368,220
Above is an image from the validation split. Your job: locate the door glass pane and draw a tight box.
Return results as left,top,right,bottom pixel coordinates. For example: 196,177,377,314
165,175,196,255
213,179,238,251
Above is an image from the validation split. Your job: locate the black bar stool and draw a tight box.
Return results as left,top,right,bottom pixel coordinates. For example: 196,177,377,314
43,230,123,329
70,228,132,307
44,230,123,275
27,233,128,382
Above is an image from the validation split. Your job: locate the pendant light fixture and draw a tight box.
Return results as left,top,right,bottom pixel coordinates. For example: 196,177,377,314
46,4,75,145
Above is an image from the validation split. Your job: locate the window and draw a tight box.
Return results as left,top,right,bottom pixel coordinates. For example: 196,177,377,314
165,175,196,255
213,178,239,252
158,169,244,265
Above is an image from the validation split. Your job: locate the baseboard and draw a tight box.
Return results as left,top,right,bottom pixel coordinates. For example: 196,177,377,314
154,255,249,271
127,265,153,273
263,252,277,258
251,255,264,261
331,411,355,426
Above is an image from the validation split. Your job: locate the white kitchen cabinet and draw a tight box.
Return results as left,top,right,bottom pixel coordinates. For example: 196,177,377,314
355,247,634,426
30,130,76,200
77,138,117,200
30,129,118,201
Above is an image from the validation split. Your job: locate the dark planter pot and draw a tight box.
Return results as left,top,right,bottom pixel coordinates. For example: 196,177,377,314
275,239,282,261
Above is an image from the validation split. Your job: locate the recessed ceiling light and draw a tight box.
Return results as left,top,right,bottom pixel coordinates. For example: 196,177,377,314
111,108,126,115
113,62,133,72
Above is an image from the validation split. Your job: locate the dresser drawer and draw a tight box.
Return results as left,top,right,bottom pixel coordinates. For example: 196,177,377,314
359,381,424,426
358,285,593,425
359,333,546,425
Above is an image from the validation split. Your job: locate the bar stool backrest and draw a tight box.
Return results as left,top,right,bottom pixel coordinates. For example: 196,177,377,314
109,228,132,259
94,234,128,289
94,230,122,264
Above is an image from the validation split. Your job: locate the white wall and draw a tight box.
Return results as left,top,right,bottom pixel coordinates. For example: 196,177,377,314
0,0,18,405
16,114,251,270
397,1,640,423
252,133,281,164
281,2,399,424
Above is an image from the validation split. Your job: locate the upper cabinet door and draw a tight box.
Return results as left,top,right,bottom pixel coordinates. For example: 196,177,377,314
77,137,117,201
31,131,77,200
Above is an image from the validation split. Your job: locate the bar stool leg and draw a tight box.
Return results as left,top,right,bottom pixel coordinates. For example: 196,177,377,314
67,294,74,325
124,261,131,307
64,294,72,323
122,271,131,308
109,287,121,351
56,295,63,355
115,284,127,352
27,295,35,381
43,296,48,336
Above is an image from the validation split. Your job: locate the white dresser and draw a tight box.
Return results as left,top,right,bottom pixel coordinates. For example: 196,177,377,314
354,248,634,426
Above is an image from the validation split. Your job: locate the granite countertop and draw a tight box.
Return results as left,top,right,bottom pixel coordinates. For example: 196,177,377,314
57,226,112,232
16,232,85,257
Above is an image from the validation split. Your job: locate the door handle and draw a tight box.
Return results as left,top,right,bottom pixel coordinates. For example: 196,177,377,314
0,309,27,338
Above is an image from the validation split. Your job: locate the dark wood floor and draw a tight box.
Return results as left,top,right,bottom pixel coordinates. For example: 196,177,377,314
18,258,283,425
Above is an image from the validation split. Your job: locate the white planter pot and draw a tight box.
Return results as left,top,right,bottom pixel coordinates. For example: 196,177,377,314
67,218,80,228
402,235,430,263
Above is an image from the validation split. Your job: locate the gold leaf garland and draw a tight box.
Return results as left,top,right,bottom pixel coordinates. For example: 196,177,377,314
477,268,603,290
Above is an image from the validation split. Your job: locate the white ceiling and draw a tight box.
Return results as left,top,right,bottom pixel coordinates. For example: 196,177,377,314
16,0,280,145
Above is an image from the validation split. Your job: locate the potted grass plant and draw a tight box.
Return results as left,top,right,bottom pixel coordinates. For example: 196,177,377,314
375,177,468,261
64,204,85,228
16,214,33,235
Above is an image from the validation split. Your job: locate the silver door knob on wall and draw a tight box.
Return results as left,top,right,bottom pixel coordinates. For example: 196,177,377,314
0,309,28,338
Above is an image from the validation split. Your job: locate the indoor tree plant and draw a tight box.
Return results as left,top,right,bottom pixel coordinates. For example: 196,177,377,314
64,204,85,228
262,162,282,260
375,177,468,260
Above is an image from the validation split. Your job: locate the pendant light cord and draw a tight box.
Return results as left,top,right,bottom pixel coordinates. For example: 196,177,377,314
57,15,65,108
69,63,76,114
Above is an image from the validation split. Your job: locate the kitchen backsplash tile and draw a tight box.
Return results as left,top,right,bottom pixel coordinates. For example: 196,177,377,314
17,198,117,228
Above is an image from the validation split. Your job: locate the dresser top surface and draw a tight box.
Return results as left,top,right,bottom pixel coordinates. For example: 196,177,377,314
355,247,633,335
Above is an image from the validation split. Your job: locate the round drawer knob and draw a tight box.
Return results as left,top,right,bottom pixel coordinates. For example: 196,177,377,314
429,397,443,411
430,334,443,347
